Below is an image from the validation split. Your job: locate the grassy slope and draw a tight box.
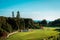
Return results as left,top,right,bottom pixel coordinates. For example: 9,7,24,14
6,28,59,40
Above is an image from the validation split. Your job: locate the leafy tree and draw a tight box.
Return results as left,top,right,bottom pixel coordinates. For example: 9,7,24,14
7,23,12,33
40,19,47,26
48,18,60,27
24,18,34,29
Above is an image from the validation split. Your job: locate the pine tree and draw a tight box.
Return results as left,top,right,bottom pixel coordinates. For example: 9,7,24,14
12,11,14,18
16,11,20,31
16,11,20,19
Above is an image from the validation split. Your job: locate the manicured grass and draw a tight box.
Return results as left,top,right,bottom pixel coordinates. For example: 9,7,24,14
6,28,59,40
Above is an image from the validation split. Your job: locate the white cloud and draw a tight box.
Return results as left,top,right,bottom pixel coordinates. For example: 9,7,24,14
31,11,60,21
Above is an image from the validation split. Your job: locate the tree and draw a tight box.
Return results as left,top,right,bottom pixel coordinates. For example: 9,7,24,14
49,18,60,27
6,23,12,33
24,18,34,29
40,19,47,26
12,11,14,18
16,11,20,18
16,11,20,31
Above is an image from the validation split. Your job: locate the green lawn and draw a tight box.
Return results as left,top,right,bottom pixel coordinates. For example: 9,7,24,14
6,28,59,40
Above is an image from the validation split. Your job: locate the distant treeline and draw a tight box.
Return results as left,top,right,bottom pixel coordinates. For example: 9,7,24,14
35,19,60,27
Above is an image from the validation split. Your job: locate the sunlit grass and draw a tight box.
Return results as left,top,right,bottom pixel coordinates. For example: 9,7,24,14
6,28,59,40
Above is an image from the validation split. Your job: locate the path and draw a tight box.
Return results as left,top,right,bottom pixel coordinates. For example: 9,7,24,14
7,31,18,38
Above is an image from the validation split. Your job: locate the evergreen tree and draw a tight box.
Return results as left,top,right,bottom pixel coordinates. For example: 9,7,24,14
16,11,20,18
12,11,14,18
16,11,20,31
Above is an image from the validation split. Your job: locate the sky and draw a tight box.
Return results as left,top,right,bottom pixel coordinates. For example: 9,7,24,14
0,0,60,21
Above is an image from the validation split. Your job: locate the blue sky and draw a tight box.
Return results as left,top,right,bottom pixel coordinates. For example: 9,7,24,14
0,0,60,21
